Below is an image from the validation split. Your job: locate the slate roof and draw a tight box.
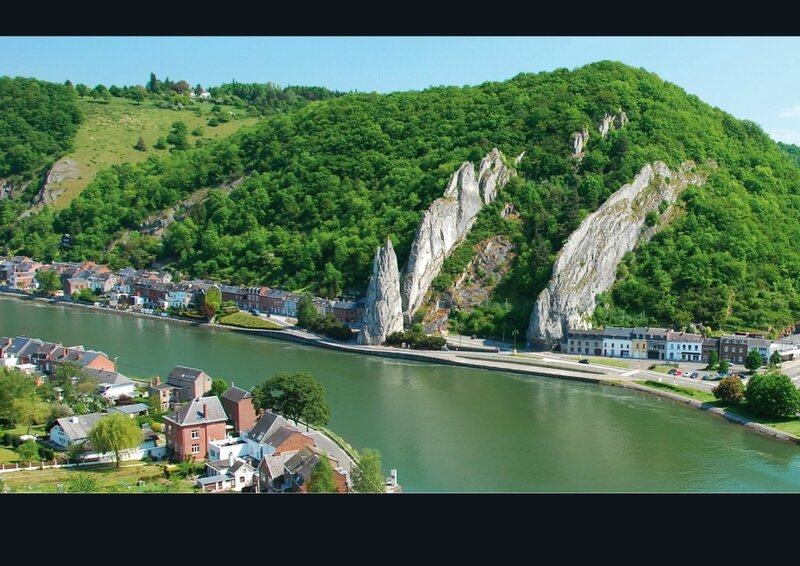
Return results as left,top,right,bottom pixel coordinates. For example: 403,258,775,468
168,365,208,383
53,413,103,441
221,385,251,403
263,426,295,450
245,411,287,444
151,383,177,391
110,403,149,414
83,367,133,387
284,445,328,481
165,396,227,426
603,327,633,338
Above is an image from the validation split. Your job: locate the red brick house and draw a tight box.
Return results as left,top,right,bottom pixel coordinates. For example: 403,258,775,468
220,384,257,433
257,445,348,493
149,375,179,412
164,396,227,461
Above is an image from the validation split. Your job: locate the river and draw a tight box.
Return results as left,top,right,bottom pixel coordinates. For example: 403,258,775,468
3,295,800,492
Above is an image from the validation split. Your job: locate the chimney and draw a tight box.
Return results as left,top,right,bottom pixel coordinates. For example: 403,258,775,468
154,375,160,386
203,402,208,419
228,452,234,467
71,416,79,424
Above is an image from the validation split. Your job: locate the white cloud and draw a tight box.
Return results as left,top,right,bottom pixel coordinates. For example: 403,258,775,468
768,128,800,145
779,105,800,118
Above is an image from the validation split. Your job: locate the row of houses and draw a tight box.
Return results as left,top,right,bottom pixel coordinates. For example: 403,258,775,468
564,326,787,365
0,255,366,327
0,335,136,398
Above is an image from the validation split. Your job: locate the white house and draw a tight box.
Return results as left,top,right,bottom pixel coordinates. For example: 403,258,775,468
240,411,290,461
208,436,249,463
602,327,633,358
82,367,135,400
49,413,103,449
666,331,703,362
197,453,256,492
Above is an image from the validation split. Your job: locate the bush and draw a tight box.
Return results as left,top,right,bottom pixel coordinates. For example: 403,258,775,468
307,314,354,341
38,446,54,461
385,329,447,350
744,370,800,418
712,377,745,404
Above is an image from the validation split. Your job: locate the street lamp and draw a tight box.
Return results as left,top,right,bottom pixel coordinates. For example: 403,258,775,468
512,329,519,355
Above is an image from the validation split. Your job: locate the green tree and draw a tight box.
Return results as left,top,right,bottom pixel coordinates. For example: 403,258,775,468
88,414,143,468
745,350,764,372
712,376,745,404
718,358,730,375
251,371,329,428
146,72,161,94
191,126,204,137
12,395,49,435
75,83,89,98
307,456,337,493
65,472,98,493
166,120,189,150
744,369,800,418
90,84,111,103
134,136,147,152
707,350,719,371
297,292,319,328
770,350,783,367
35,268,61,295
153,137,167,150
350,448,385,493
207,378,228,397
0,368,36,426
147,391,163,415
127,86,147,104
16,439,40,464
205,285,222,311
320,262,343,299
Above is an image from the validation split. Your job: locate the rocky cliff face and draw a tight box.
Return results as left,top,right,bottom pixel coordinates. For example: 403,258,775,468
527,160,706,348
572,126,590,158
359,237,404,345
401,148,516,323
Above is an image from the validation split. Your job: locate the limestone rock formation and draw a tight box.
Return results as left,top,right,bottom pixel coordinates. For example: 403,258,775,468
527,160,706,348
572,126,590,157
34,158,80,206
359,237,404,345
401,148,516,322
599,110,628,139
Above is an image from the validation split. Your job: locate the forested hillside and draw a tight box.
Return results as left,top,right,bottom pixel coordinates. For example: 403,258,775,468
0,77,82,178
3,61,800,336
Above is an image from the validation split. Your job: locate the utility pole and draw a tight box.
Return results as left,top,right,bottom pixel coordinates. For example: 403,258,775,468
512,329,519,355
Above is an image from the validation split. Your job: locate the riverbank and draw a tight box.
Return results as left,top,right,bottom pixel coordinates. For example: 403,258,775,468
4,290,800,450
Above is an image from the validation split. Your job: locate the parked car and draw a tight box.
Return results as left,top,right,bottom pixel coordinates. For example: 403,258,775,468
674,370,683,376
667,369,677,375
689,372,699,379
702,373,721,381
579,359,590,364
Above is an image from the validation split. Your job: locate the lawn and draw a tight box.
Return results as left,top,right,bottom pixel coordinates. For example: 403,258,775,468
218,311,283,330
50,97,259,209
0,446,18,463
1,423,47,437
0,461,198,493
586,357,632,368
635,380,718,403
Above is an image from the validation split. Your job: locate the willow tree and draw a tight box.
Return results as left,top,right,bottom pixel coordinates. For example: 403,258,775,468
88,414,143,468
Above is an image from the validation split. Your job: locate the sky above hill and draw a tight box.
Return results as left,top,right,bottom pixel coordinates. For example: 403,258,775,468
3,36,800,144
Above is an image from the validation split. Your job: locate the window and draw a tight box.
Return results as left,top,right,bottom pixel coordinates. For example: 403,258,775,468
724,346,728,353
191,444,200,454
191,430,199,439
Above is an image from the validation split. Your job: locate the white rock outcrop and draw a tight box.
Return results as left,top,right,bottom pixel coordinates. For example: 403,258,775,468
572,126,590,157
359,237,404,345
527,161,706,348
599,110,629,139
401,148,516,322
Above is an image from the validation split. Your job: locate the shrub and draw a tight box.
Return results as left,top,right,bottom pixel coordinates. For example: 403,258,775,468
744,370,800,418
713,377,745,404
38,446,55,461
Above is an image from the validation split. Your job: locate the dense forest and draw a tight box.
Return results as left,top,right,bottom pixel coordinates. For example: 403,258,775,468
3,61,800,337
209,82,344,115
0,77,82,178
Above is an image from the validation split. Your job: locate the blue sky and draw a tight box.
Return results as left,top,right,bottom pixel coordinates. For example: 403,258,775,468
3,36,800,144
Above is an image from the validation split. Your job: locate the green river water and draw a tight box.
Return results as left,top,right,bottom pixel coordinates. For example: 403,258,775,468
3,295,800,492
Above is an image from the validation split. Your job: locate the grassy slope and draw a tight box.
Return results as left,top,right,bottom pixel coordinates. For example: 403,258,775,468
0,462,197,493
50,97,258,209
217,311,283,330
